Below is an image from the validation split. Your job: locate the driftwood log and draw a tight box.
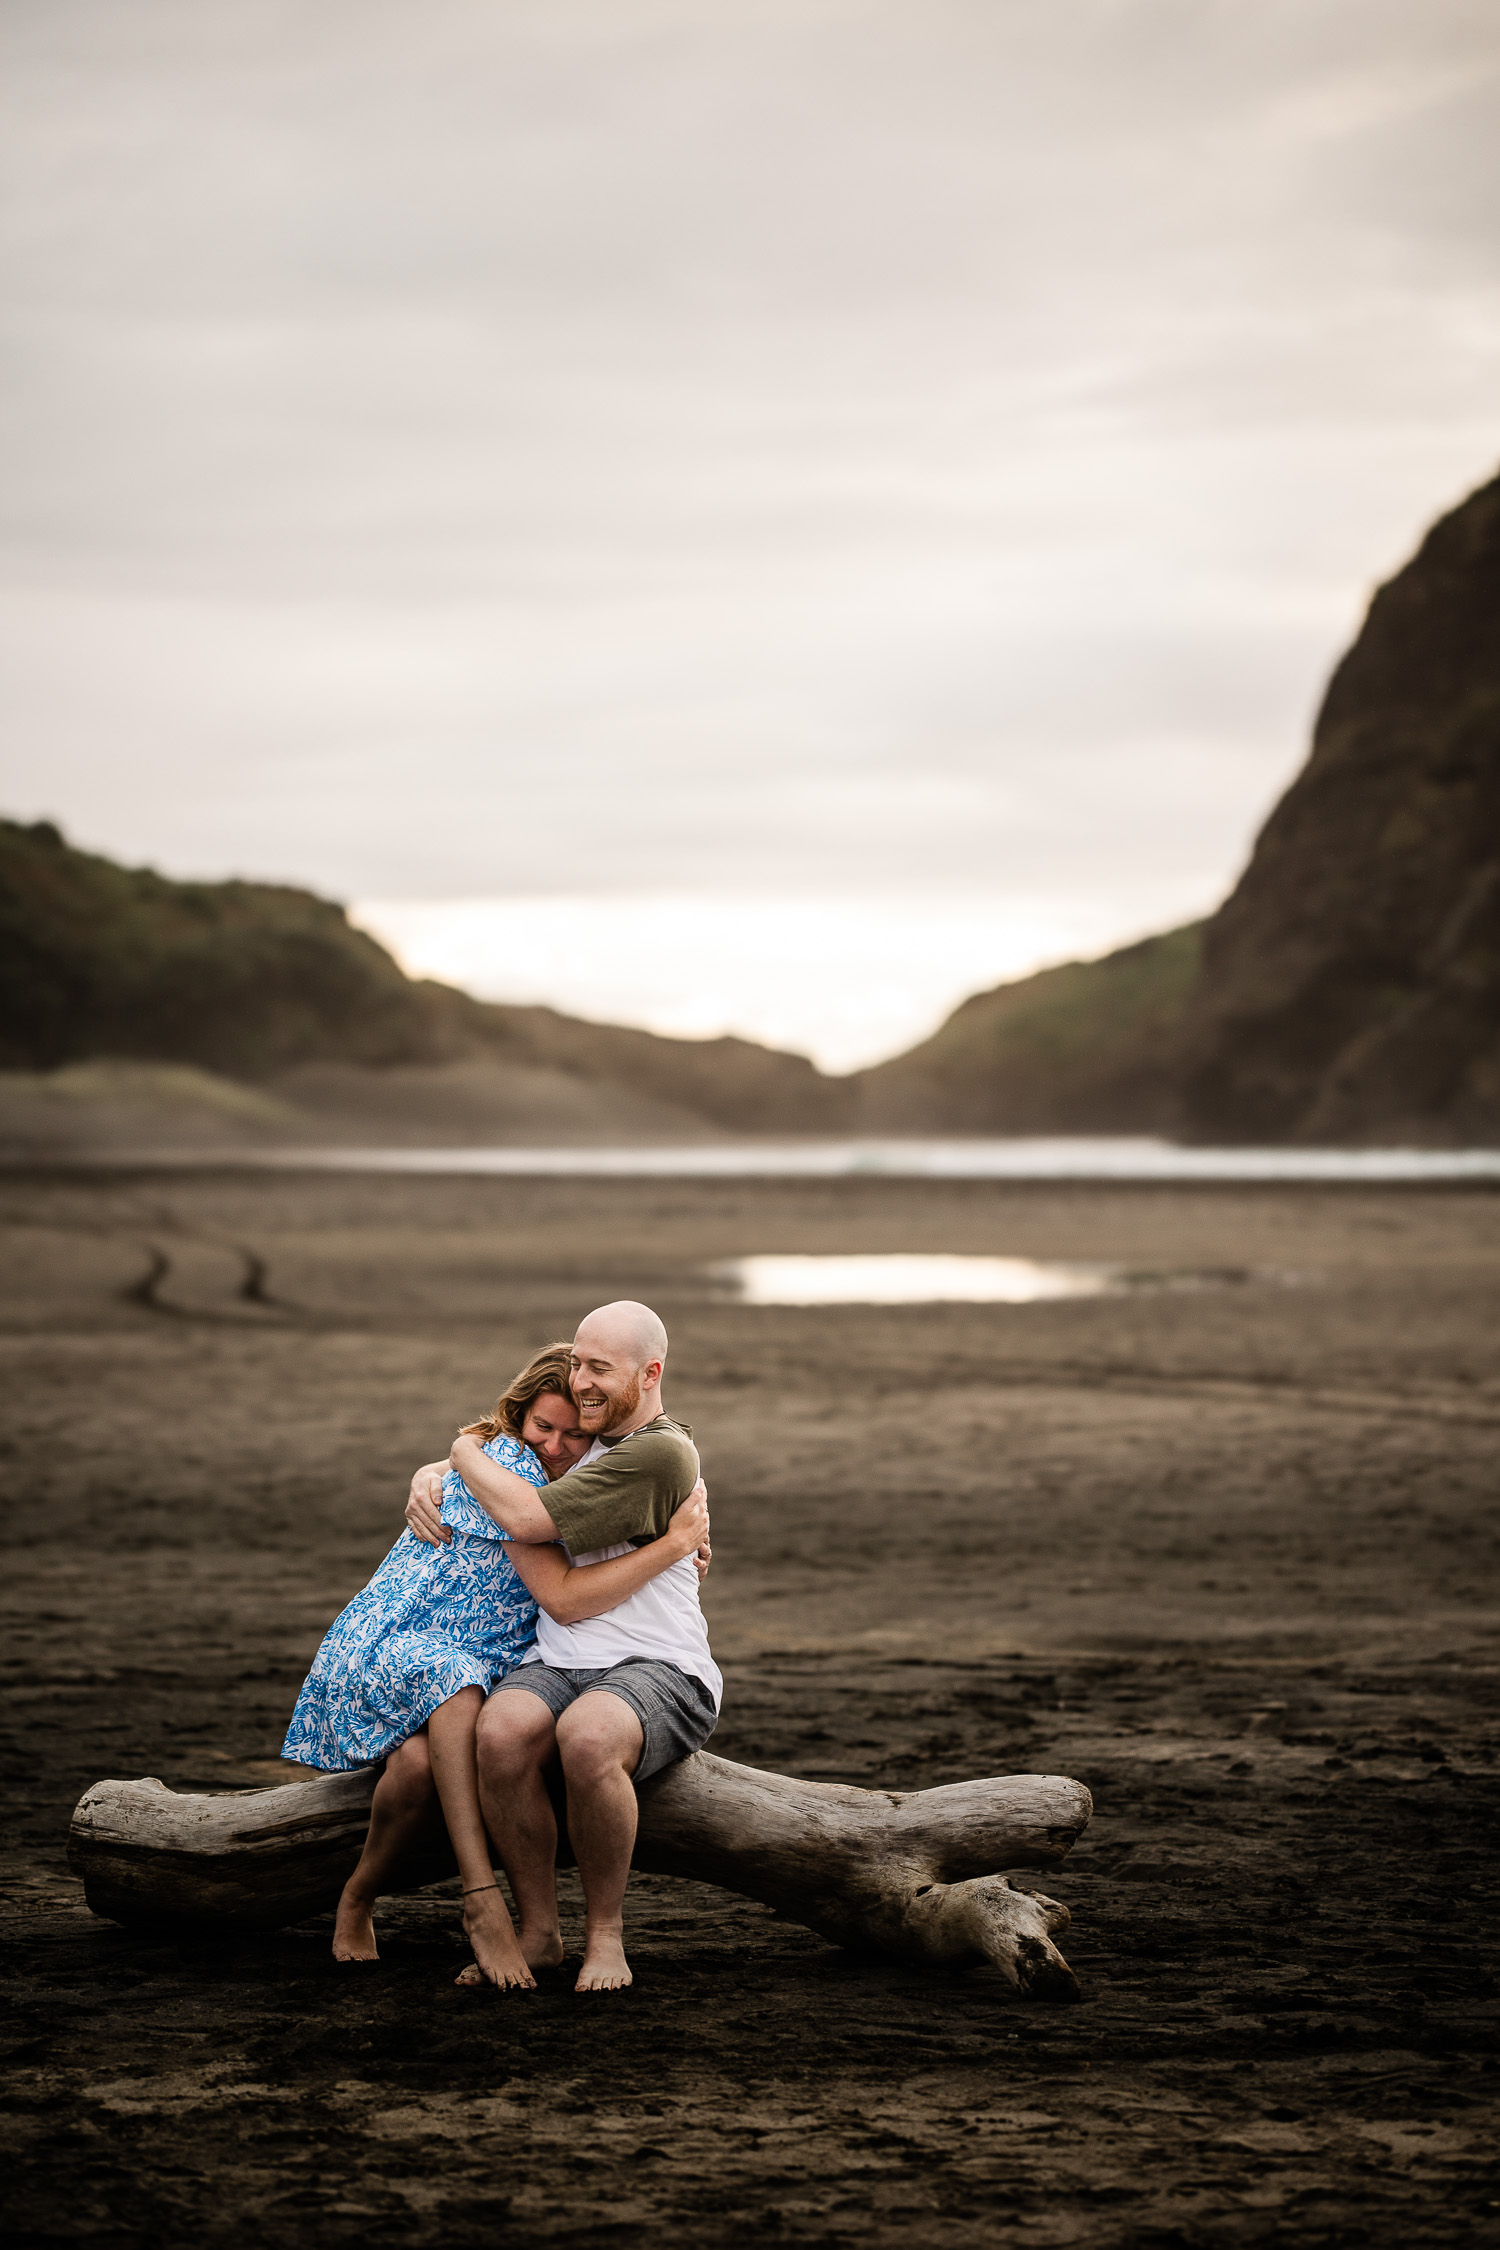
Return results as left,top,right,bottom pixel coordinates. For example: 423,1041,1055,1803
69,1752,1092,2000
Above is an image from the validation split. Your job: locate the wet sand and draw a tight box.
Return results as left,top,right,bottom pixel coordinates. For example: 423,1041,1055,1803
2,1167,1498,2246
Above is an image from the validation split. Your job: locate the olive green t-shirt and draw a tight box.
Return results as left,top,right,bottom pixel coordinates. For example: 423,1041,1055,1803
544,1415,700,1556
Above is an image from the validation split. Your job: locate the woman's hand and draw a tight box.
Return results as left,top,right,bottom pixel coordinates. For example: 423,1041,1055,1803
690,1476,712,1580
406,1461,451,1546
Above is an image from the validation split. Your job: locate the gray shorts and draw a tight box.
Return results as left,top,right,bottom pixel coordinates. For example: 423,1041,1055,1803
492,1657,718,1783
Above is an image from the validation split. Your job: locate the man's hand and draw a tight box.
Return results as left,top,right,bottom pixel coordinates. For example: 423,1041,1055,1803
405,1460,451,1546
685,1476,712,1582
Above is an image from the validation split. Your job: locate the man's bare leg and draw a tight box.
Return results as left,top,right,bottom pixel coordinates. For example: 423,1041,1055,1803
473,1689,567,1971
555,1692,645,1993
427,1687,535,1991
332,1733,442,1962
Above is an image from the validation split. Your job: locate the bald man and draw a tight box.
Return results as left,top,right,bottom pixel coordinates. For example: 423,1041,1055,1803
405,1300,720,1992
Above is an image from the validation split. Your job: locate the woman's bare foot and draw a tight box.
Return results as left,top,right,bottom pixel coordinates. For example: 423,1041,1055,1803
457,1889,536,1991
332,1884,379,1963
575,1926,632,1992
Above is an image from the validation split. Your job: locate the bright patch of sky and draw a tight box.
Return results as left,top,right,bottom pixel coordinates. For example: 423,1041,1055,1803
354,887,1215,1072
2,1,1498,1063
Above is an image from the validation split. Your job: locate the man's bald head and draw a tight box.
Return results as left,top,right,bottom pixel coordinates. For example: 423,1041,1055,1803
570,1301,669,1435
577,1300,667,1370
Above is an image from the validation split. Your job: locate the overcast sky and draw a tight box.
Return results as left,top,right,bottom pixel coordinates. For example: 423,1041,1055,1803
3,1,1499,1063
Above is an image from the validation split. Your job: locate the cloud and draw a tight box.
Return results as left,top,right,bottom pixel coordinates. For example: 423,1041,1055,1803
1,0,1498,975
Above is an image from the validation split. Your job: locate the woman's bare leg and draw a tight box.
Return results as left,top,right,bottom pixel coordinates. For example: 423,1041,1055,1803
333,1733,443,1962
427,1687,536,1991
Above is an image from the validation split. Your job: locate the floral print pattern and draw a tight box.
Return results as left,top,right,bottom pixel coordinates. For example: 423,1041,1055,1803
281,1434,548,1771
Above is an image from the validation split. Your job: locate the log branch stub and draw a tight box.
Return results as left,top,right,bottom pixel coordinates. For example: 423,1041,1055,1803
634,1756,1091,1998
68,1753,1092,1998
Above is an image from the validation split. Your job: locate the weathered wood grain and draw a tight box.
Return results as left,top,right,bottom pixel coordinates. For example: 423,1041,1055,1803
68,1754,1091,1997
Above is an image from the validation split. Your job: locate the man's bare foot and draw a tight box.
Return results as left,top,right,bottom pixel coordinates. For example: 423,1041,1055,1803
519,1919,565,1971
575,1928,632,1992
332,1886,379,1963
457,1889,536,1991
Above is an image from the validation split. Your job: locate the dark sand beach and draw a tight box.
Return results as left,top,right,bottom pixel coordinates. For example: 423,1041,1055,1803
2,1166,1497,2246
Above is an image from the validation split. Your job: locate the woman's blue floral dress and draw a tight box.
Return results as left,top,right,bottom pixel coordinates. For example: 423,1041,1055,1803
282,1434,548,1771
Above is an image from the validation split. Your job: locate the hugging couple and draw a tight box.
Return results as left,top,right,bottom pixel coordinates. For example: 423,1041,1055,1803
281,1300,718,1994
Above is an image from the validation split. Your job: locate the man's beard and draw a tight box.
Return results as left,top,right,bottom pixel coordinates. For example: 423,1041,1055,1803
579,1369,642,1432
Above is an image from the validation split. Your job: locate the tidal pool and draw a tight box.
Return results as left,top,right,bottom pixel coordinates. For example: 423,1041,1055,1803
716,1253,1122,1305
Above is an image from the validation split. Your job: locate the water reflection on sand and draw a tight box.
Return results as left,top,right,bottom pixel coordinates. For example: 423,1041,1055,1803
718,1253,1117,1304
53,1138,1500,1180
713,1252,1269,1304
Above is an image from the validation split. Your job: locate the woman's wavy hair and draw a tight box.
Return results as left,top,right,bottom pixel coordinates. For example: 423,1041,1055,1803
460,1341,575,1444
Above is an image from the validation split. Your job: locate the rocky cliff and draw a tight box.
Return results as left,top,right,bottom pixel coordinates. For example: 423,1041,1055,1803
858,465,1500,1146
1174,468,1500,1143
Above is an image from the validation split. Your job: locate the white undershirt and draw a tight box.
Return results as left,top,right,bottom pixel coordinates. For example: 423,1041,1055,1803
522,1440,723,1710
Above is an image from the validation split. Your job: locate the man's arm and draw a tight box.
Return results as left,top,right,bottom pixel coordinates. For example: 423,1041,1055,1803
450,1436,560,1539
541,1427,700,1552
407,1462,713,1576
504,1491,710,1624
403,1444,559,1547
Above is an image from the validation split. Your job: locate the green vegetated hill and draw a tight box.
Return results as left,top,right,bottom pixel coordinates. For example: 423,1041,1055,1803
851,924,1202,1134
0,819,449,1076
0,819,849,1148
0,811,1199,1147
